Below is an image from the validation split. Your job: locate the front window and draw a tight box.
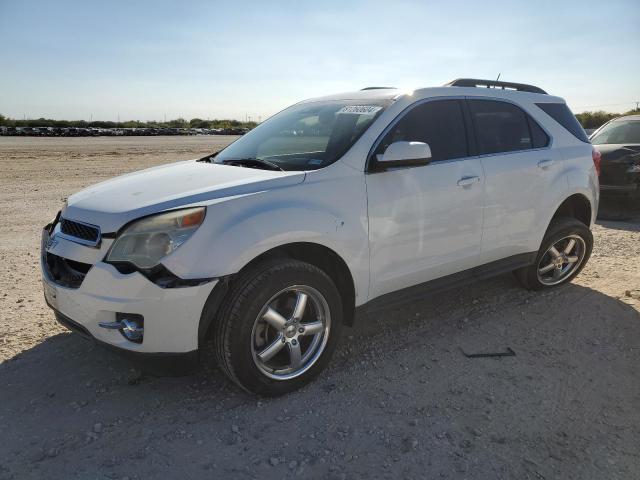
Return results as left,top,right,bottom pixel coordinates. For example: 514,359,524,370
213,100,391,171
591,119,640,145
374,99,468,162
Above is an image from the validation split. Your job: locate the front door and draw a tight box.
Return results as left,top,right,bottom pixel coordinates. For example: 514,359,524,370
366,99,485,300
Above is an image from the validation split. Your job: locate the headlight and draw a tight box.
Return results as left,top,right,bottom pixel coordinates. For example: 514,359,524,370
106,207,205,269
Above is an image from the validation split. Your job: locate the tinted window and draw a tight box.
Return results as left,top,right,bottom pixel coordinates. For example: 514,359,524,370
528,116,550,148
469,100,532,155
536,103,589,143
376,100,468,162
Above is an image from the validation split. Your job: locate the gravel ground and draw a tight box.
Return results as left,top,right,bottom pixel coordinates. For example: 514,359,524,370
0,137,639,480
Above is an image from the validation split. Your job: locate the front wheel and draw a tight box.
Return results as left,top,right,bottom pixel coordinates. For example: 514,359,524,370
515,217,593,290
203,259,343,395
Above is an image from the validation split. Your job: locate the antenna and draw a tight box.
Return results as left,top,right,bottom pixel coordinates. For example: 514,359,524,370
496,73,501,81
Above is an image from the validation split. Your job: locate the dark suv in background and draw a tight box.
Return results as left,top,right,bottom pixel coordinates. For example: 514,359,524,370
590,115,640,199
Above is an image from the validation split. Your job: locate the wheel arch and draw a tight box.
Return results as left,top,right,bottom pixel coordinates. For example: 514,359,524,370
547,193,593,229
198,242,357,344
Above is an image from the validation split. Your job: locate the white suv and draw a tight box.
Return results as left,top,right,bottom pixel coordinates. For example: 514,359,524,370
41,78,599,395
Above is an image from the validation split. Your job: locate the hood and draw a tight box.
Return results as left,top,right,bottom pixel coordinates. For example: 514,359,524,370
64,160,305,232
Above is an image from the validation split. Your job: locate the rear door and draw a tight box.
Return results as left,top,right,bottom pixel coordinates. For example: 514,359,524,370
466,98,563,263
366,99,485,300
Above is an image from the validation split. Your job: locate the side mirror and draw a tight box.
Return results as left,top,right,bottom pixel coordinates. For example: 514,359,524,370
375,141,432,170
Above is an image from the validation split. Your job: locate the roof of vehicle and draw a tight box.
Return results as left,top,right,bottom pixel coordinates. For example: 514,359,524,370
299,79,563,105
610,114,640,122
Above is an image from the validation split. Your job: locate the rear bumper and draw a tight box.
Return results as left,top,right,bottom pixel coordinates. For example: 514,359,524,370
600,184,639,192
600,183,640,197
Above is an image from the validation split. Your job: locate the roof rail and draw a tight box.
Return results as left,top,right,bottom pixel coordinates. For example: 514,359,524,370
445,78,547,95
360,86,396,91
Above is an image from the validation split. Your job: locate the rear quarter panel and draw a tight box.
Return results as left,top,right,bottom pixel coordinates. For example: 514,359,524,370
562,144,599,227
527,101,598,234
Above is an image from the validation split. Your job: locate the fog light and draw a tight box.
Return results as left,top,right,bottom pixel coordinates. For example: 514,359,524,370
117,313,144,343
120,319,143,342
98,313,144,343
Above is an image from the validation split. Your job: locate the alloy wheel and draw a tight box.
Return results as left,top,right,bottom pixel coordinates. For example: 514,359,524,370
537,234,586,286
250,285,331,380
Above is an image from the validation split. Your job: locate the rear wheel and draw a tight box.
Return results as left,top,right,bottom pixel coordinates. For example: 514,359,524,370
203,259,342,395
515,217,593,290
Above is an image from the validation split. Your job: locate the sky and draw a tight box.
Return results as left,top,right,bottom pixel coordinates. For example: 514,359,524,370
1,0,638,122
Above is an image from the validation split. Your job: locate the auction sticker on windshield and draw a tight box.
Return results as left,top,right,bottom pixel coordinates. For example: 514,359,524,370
337,105,382,115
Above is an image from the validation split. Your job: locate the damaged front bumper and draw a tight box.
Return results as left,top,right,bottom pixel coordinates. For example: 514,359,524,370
41,223,217,357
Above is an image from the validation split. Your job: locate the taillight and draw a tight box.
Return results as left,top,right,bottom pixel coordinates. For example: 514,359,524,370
592,148,601,177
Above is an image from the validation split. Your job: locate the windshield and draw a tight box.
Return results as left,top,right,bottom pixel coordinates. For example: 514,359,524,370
213,100,391,171
591,119,640,145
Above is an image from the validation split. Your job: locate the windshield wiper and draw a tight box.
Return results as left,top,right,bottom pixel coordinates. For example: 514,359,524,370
221,157,284,172
197,151,219,163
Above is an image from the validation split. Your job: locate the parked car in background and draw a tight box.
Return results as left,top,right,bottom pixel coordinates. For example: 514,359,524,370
41,78,599,395
0,125,249,137
590,115,640,199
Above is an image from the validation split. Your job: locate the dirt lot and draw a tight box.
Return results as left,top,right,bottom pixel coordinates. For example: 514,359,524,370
1,136,639,480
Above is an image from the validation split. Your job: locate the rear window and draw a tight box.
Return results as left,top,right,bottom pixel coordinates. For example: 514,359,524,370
536,103,589,143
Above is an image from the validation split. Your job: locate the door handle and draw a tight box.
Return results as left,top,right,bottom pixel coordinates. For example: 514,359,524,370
457,176,480,187
537,159,555,169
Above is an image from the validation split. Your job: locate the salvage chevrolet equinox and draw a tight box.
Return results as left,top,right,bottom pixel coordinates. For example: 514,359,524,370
42,79,599,395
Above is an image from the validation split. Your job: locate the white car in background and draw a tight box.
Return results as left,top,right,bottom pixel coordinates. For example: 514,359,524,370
41,78,599,395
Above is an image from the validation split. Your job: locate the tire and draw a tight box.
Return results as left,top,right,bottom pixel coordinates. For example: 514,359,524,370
515,217,593,290
202,259,343,396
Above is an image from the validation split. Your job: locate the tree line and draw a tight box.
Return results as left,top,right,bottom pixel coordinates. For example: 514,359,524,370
2,109,639,131
0,114,257,130
574,108,638,129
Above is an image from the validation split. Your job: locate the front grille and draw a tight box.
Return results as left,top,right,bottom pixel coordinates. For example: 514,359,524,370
44,252,92,288
60,218,100,244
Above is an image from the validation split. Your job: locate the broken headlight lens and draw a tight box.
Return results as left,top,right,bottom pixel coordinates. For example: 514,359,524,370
106,207,205,269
